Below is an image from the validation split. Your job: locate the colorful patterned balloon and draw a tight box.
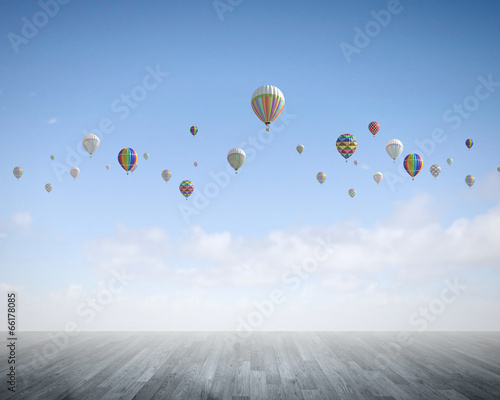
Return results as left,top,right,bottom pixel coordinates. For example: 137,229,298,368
465,175,475,188
70,167,80,180
373,172,383,185
497,167,500,173
296,144,304,155
404,154,423,180
251,85,285,132
447,158,453,166
179,180,194,199
162,169,172,182
386,139,403,163
227,148,246,174
348,188,356,198
316,172,326,185
118,148,137,174
50,155,55,160
336,134,357,162
190,126,198,136
106,164,110,170
354,160,358,166
194,162,198,167
430,164,441,179
82,134,100,158
13,166,23,180
465,139,473,149
368,121,380,136
45,183,52,193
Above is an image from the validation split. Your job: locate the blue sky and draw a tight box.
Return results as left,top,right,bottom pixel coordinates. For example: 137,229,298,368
1,0,500,331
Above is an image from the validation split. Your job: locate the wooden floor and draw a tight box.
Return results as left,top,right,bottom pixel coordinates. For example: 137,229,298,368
1,332,499,399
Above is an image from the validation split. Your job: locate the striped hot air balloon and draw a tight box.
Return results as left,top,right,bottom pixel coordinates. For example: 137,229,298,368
179,180,194,199
190,126,198,137
82,134,100,158
316,172,326,185
404,154,423,180
13,166,23,180
373,172,383,185
227,148,246,174
465,175,475,188
118,148,137,174
251,85,285,132
465,139,473,149
162,169,172,183
70,167,80,180
336,134,357,162
386,139,403,163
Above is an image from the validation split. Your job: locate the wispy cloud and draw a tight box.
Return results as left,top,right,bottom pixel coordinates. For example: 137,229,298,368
47,118,57,124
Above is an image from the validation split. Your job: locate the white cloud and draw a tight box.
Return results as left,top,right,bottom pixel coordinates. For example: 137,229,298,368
11,211,33,228
48,118,57,124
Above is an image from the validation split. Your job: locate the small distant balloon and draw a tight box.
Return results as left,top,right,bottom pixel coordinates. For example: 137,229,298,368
50,155,55,160
404,153,423,180
430,164,441,179
82,134,100,158
368,121,380,137
354,160,358,166
296,144,304,155
13,167,23,180
227,148,246,174
143,153,149,160
162,169,172,183
194,162,198,167
190,126,198,137
447,158,453,166
70,167,80,180
465,174,475,188
373,172,383,185
348,188,356,198
497,167,500,173
465,139,473,149
316,172,326,185
45,183,52,193
386,139,403,163
179,180,194,199
106,164,110,170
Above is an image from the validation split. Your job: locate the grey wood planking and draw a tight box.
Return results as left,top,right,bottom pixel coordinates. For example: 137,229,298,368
1,332,499,399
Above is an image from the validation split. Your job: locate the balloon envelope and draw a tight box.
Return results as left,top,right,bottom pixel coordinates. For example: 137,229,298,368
373,172,383,184
368,121,380,136
497,167,500,173
430,164,441,178
50,155,55,160
82,134,100,157
70,167,80,180
447,158,453,166
13,166,23,180
465,139,473,149
348,188,356,198
354,160,358,165
227,148,246,173
143,153,149,160
386,139,403,162
45,183,52,193
251,85,285,130
179,180,194,199
162,169,172,182
404,154,423,179
296,144,304,155
316,172,326,185
106,165,110,170
190,126,198,136
194,162,198,167
118,148,138,173
336,134,357,162
465,175,475,187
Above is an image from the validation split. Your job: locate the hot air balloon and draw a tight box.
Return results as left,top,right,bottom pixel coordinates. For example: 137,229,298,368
465,175,475,188
190,126,198,137
251,85,285,132
348,188,356,198
373,172,383,185
368,121,380,137
386,139,403,163
296,145,304,155
194,162,198,167
354,160,358,166
50,155,55,160
336,134,357,162
316,172,326,185
82,134,100,158
13,167,23,180
130,164,138,173
430,164,441,179
497,167,500,173
70,167,80,180
162,169,172,183
106,164,110,170
179,180,194,199
45,183,52,193
404,154,423,180
465,139,473,149
447,158,453,166
118,148,137,175
144,153,149,160
227,148,246,174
